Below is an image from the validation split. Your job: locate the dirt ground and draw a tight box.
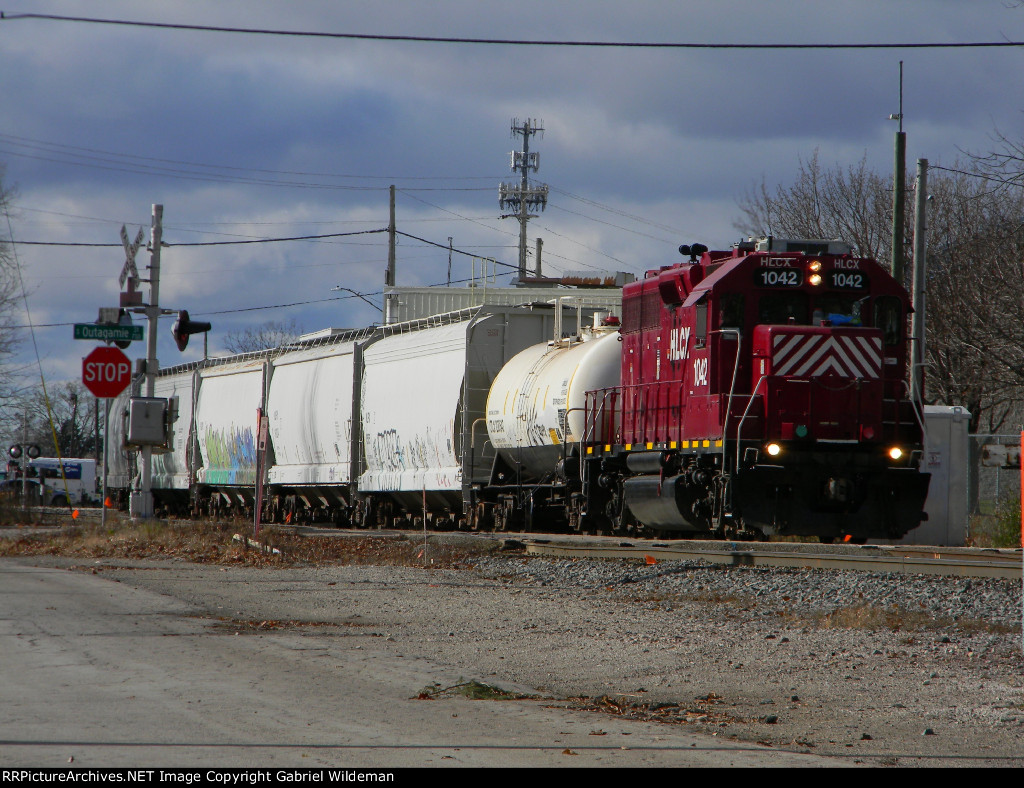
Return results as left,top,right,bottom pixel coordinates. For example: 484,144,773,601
3,521,1022,767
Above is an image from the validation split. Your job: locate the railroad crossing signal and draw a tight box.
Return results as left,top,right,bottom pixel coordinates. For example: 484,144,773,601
171,310,212,351
118,225,145,288
82,346,132,399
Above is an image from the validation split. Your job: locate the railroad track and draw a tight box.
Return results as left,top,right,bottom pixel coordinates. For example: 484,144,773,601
522,538,1022,580
6,509,1020,580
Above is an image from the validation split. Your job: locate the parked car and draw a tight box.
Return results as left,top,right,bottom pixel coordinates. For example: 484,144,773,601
0,478,72,507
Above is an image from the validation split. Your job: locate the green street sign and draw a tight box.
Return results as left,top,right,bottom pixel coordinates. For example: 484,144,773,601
73,323,144,343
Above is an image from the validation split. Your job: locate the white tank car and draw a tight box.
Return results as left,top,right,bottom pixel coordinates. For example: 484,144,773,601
486,319,620,478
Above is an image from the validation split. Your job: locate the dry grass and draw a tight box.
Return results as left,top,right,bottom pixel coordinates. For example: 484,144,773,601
415,680,534,701
205,616,376,634
569,691,744,727
0,515,486,569
808,602,1019,634
627,588,1019,635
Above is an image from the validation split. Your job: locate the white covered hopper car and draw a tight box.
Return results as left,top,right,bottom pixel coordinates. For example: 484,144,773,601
107,302,620,529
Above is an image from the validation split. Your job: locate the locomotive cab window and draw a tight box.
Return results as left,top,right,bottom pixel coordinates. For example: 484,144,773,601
695,296,708,348
873,296,902,346
719,293,745,330
812,294,865,327
758,292,809,325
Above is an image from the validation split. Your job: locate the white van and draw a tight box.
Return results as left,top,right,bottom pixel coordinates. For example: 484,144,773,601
28,458,98,506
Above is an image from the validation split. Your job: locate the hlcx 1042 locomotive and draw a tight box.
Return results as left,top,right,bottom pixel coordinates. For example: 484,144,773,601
108,236,929,542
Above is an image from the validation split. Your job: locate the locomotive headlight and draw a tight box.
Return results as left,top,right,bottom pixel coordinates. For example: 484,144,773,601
766,442,782,457
809,273,823,286
809,260,822,272
888,446,904,461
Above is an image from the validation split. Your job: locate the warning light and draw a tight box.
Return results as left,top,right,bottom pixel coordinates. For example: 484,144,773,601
766,442,782,457
888,446,904,461
171,310,212,352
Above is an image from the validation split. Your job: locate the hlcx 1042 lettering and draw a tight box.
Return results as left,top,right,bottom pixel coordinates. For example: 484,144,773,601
829,271,868,289
755,268,803,287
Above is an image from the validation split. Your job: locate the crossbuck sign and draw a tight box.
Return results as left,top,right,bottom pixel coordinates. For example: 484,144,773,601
118,225,145,288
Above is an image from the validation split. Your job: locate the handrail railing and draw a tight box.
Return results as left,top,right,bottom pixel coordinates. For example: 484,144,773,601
735,375,768,477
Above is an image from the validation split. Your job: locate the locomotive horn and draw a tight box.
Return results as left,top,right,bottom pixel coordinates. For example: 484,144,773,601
679,243,707,262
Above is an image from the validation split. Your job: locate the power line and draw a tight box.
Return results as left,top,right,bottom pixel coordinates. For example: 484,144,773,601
930,164,1024,188
3,13,1023,49
394,230,518,272
0,138,496,193
549,186,686,236
12,229,388,247
0,132,501,185
548,203,676,244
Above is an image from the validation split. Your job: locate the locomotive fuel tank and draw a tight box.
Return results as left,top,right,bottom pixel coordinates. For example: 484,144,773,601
486,320,621,479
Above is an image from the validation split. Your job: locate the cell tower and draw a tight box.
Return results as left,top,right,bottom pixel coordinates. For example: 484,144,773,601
499,118,549,280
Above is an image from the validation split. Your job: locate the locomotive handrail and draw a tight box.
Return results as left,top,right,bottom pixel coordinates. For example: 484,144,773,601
713,329,742,478
735,375,768,478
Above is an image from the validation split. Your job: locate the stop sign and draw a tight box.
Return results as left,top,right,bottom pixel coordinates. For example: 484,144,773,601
82,346,132,399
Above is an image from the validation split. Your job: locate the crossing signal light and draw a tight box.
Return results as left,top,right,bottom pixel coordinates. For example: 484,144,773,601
171,310,212,351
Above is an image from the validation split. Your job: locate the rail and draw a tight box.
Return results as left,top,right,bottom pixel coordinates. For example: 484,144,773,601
524,539,1021,580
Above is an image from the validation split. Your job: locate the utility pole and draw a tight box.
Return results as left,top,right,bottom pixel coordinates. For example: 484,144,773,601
447,236,453,287
385,185,396,323
910,159,928,405
130,204,162,520
499,118,548,281
535,237,543,278
890,61,906,285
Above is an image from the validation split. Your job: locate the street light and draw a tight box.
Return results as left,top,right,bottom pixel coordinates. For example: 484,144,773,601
331,286,382,310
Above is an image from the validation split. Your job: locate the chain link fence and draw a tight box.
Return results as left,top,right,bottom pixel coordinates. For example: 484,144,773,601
968,433,1021,548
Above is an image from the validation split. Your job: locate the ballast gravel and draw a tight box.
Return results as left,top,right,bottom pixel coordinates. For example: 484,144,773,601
472,555,1022,628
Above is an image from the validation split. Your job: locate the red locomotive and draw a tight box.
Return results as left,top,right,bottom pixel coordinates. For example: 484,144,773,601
580,237,930,542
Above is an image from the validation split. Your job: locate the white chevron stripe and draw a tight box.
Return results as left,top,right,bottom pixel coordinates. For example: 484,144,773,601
775,335,821,375
772,333,882,379
793,338,832,376
773,333,808,369
836,336,870,377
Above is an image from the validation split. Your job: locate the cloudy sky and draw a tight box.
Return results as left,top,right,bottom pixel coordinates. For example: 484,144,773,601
1,0,1022,389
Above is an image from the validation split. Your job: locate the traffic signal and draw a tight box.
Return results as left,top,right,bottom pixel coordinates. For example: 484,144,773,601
170,310,212,351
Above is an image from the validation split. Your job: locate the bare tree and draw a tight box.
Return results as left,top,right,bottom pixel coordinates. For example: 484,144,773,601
736,151,895,265
736,154,1024,435
970,128,1024,191
222,318,304,354
6,382,99,460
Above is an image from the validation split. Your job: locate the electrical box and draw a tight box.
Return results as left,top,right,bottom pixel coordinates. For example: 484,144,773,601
127,397,168,446
899,405,971,546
